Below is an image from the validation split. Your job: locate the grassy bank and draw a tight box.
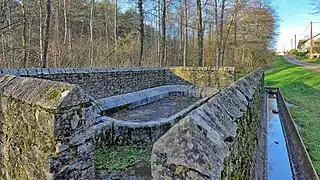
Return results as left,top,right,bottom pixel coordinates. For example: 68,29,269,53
294,55,320,64
265,56,320,173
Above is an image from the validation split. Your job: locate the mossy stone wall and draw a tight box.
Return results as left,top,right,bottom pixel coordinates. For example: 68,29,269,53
151,68,265,179
0,75,95,179
0,67,234,99
169,67,235,89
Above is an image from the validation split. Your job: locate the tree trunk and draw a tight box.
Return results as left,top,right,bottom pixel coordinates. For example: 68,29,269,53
89,0,94,67
161,0,166,66
183,0,187,67
1,34,6,67
233,0,239,67
54,0,60,67
105,2,109,59
179,2,183,66
157,0,161,66
39,0,43,66
197,0,203,67
21,1,27,67
63,0,67,44
114,0,118,66
67,0,72,66
219,0,226,66
214,0,219,67
138,0,144,66
7,3,13,67
42,0,52,68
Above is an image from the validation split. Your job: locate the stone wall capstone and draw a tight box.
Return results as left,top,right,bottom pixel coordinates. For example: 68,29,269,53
0,67,234,100
151,68,265,180
0,75,96,179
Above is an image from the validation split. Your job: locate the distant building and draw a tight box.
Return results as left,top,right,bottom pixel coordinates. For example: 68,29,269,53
297,39,309,52
297,34,320,54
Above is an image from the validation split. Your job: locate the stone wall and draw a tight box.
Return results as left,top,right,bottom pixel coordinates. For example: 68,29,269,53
0,66,236,179
92,85,220,148
0,67,234,99
0,75,96,179
151,68,265,179
169,67,235,88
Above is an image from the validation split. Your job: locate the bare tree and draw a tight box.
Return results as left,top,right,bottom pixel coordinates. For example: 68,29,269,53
0,0,278,70
20,0,27,67
104,0,109,56
39,0,43,65
197,0,203,67
89,0,94,67
63,0,67,44
183,0,187,67
160,0,166,66
311,0,320,14
42,0,52,68
114,0,118,66
138,0,144,66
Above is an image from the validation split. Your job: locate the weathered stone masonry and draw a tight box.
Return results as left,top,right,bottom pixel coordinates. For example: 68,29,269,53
151,68,265,180
0,75,96,179
0,67,234,99
0,66,234,179
170,67,235,88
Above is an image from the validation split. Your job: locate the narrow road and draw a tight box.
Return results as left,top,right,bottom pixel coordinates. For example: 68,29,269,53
284,55,320,72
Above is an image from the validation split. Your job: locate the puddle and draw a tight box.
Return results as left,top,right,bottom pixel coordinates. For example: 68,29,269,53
267,94,293,180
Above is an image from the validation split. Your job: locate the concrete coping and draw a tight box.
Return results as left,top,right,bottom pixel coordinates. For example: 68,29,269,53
93,85,220,113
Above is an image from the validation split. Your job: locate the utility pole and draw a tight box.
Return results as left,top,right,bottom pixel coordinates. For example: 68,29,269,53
291,39,293,50
310,21,313,59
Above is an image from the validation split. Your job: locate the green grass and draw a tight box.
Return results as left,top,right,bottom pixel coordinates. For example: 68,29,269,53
265,56,320,173
94,146,151,170
304,59,320,64
294,55,320,64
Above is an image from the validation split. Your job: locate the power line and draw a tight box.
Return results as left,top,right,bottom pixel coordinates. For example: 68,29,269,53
298,23,310,39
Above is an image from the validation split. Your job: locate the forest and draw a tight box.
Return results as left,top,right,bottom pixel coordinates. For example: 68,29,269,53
0,0,278,70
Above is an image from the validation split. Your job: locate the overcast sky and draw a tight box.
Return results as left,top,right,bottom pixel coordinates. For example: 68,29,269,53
272,0,320,51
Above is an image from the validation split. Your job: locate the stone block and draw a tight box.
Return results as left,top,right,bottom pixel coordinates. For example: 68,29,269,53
95,95,127,111
152,116,230,180
121,91,148,109
141,87,169,103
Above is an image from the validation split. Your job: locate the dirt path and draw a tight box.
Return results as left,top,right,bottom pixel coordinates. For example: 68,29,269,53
284,55,320,72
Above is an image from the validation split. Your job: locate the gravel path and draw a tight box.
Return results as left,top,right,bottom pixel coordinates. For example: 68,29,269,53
284,55,320,72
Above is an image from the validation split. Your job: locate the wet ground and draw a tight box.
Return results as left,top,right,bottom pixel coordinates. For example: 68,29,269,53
110,95,200,122
267,93,293,180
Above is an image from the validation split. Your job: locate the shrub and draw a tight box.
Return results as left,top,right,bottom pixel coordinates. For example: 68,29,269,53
289,49,298,55
296,51,307,57
304,53,310,59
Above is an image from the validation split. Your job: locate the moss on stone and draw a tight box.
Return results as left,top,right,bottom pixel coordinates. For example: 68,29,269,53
2,97,57,179
94,146,151,170
46,87,69,101
174,165,189,175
